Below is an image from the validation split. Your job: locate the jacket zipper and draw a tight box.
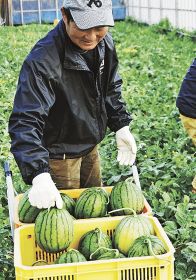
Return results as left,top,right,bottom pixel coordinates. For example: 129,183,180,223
95,62,103,141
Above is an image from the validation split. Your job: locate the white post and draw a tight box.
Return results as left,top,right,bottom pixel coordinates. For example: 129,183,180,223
160,0,163,20
38,0,41,24
139,0,141,22
148,0,151,24
55,0,58,20
19,0,24,25
175,0,178,29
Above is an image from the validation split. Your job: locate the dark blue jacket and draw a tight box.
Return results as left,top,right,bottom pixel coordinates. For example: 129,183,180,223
176,58,196,118
9,20,131,184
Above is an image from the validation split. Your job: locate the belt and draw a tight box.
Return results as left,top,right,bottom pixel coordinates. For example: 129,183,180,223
49,146,96,160
49,154,66,160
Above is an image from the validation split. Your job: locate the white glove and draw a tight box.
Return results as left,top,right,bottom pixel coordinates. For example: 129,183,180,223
28,173,63,209
116,126,137,166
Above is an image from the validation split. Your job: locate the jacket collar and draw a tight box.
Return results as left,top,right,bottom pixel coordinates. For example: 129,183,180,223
57,20,105,71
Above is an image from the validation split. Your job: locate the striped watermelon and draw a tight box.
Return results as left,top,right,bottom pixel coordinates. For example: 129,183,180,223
128,235,167,257
113,215,154,255
35,207,74,253
55,249,87,264
78,228,112,260
74,187,109,219
61,193,76,215
109,177,145,215
96,248,125,260
32,260,48,266
18,190,41,223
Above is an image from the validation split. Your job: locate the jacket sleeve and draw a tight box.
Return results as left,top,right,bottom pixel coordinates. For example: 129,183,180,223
105,41,132,132
8,59,56,185
176,58,196,119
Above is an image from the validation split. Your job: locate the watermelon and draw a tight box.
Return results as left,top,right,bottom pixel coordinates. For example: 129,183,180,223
35,207,74,253
32,260,48,266
109,177,145,215
55,249,87,264
61,193,76,215
128,235,167,257
18,190,41,223
78,228,112,260
74,187,109,219
113,214,154,255
96,248,125,260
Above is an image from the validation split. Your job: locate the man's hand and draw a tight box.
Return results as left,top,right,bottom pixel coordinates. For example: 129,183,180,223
28,173,63,209
116,126,137,166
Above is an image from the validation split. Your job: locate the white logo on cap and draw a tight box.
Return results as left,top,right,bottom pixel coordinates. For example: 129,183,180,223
87,0,102,8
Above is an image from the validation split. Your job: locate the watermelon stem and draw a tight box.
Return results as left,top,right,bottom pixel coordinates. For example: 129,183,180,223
125,177,134,183
108,208,137,216
67,248,78,253
89,247,119,260
146,239,170,263
89,246,108,260
102,248,120,257
95,228,102,246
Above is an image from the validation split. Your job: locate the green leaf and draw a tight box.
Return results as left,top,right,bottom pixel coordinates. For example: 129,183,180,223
163,221,178,240
181,242,196,262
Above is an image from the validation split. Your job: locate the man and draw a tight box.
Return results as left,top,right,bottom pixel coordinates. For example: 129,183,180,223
9,0,137,209
176,58,196,192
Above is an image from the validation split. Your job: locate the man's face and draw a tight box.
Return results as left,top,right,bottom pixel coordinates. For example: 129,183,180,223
62,15,109,50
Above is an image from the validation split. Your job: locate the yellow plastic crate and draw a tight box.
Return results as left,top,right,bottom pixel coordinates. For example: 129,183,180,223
14,216,175,280
14,186,152,228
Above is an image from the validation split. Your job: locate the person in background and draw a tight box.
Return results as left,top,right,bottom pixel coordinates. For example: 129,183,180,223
176,58,196,193
9,0,137,209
